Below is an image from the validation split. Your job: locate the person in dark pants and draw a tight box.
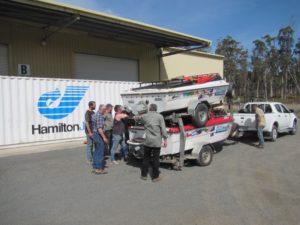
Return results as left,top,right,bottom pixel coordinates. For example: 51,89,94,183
91,104,108,174
110,105,128,164
135,104,168,182
104,103,113,157
85,101,95,164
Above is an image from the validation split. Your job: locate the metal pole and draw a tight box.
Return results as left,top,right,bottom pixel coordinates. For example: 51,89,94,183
178,117,186,170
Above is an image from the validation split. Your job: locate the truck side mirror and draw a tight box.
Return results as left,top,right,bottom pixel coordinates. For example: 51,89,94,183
289,109,294,113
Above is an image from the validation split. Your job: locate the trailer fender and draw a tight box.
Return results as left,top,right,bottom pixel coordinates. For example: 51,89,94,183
191,143,204,158
191,143,215,158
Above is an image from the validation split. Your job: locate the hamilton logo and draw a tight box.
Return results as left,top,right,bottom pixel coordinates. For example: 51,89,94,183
37,86,89,119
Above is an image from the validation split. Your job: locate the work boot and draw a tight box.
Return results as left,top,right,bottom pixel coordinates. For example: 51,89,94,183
152,176,162,183
256,144,264,149
140,176,147,181
92,169,108,174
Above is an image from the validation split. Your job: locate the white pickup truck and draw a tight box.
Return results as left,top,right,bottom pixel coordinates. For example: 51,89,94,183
233,102,298,141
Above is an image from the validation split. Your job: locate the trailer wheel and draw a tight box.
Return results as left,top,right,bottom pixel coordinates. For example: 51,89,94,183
196,145,213,167
193,103,208,127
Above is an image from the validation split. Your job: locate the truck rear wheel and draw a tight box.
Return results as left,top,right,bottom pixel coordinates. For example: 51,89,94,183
290,120,297,135
270,125,278,142
196,145,213,167
193,103,208,127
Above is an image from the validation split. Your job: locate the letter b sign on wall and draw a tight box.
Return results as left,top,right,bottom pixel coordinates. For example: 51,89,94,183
18,64,31,76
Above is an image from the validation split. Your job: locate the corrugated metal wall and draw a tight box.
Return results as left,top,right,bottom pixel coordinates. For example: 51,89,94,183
0,76,140,146
0,19,160,82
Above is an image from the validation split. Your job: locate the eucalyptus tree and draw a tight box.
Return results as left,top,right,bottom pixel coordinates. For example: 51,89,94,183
252,39,267,99
292,38,300,94
215,36,247,96
278,26,294,99
263,35,279,97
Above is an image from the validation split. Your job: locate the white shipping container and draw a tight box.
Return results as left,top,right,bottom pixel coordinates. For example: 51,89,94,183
0,76,140,147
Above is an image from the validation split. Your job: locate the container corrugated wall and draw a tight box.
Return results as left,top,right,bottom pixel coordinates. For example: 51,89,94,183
0,76,140,147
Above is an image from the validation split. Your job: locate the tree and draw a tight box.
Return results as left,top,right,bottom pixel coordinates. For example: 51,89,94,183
215,36,247,97
292,38,300,94
263,35,279,98
278,26,294,99
252,39,267,99
215,27,299,102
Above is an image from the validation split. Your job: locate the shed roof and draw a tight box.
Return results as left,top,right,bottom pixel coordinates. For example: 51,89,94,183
0,0,212,48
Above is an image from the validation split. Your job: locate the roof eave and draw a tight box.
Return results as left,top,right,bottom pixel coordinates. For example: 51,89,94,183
12,0,212,47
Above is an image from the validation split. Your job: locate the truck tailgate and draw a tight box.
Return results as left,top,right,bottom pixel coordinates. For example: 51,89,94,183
233,113,256,130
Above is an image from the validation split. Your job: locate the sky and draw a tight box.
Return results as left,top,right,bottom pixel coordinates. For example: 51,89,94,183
57,0,300,52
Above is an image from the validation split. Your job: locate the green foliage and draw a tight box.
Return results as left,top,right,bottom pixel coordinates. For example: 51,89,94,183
215,26,300,102
215,36,248,96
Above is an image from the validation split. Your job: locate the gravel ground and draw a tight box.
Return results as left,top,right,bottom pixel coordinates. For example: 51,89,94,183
0,132,300,225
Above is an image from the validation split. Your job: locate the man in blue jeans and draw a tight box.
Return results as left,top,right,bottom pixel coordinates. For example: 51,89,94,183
110,105,128,165
252,104,266,149
92,104,108,174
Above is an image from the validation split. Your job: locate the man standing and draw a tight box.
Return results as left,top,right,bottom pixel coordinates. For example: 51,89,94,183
110,105,128,165
253,104,266,149
92,104,108,174
104,104,114,157
136,104,168,182
85,101,95,164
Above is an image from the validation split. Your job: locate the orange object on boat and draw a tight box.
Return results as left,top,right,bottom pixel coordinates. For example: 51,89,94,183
183,74,218,84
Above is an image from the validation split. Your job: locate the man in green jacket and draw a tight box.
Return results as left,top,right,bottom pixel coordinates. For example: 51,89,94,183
135,104,168,182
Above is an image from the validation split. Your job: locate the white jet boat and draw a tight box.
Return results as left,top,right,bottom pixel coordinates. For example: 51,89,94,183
121,73,229,116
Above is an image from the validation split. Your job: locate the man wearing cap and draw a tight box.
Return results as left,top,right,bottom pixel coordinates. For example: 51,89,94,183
104,103,114,157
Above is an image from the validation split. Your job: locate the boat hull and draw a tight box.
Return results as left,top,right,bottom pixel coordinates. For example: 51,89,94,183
121,80,228,115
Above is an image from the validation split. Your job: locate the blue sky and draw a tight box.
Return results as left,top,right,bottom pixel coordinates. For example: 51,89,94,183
57,0,300,52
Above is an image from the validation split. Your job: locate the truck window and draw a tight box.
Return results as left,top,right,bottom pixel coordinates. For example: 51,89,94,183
265,104,272,113
258,104,264,111
244,104,250,113
281,104,290,113
275,104,282,113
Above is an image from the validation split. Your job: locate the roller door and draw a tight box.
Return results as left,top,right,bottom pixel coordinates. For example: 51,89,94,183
74,53,138,81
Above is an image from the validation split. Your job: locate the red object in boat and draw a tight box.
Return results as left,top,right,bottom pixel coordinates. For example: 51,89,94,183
183,73,219,84
168,124,196,133
167,116,234,133
205,116,234,127
196,75,215,84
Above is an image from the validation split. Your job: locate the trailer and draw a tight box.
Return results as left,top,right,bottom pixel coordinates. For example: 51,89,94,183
127,114,234,170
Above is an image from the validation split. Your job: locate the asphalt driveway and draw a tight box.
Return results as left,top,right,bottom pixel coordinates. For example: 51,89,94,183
0,132,300,225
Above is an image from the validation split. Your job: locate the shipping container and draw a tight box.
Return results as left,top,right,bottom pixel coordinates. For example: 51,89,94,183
0,76,140,147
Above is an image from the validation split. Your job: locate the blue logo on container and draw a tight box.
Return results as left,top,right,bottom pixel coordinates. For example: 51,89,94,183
38,86,89,119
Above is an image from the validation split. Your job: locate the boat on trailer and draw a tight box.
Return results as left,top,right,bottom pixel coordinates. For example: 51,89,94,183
121,73,229,116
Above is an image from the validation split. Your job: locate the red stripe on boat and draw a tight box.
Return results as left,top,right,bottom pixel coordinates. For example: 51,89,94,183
167,116,234,133
205,116,234,126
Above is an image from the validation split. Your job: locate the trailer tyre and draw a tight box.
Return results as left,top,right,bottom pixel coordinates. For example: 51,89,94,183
193,103,208,127
196,145,213,167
